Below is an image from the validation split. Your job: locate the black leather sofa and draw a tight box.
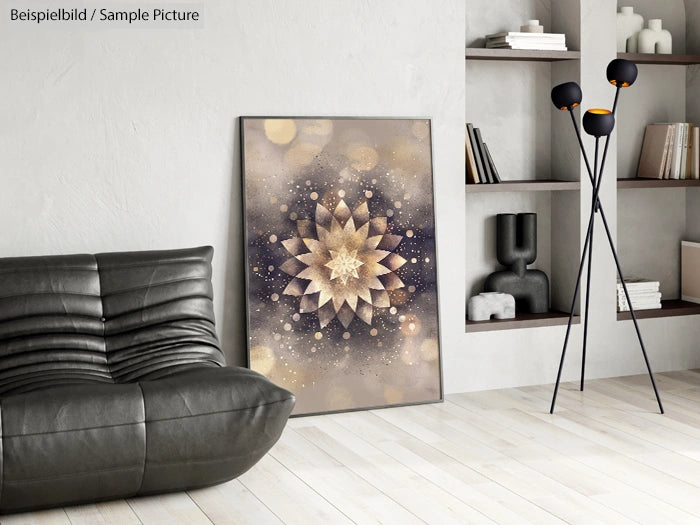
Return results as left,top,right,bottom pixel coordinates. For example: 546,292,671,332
0,246,294,513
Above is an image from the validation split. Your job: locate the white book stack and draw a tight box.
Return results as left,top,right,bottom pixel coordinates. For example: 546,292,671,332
617,278,662,312
485,32,567,51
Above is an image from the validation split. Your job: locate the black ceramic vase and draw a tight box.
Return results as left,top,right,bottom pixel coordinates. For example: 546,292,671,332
484,213,550,313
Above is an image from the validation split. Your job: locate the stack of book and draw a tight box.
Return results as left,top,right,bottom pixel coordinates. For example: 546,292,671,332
637,123,699,180
617,278,662,312
465,123,501,184
485,31,567,51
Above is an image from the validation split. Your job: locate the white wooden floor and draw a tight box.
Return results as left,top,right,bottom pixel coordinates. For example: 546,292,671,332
4,370,700,525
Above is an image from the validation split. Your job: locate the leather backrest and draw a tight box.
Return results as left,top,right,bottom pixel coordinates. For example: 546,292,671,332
96,246,225,382
0,246,225,394
0,254,109,395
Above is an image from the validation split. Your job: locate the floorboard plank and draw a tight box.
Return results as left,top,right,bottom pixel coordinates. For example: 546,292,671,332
0,509,71,525
237,452,355,525
297,415,498,524
370,404,623,523
63,501,141,524
187,480,283,525
126,493,213,525
489,401,700,519
270,427,426,525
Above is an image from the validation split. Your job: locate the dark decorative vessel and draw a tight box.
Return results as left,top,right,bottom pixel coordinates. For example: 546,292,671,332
484,213,549,313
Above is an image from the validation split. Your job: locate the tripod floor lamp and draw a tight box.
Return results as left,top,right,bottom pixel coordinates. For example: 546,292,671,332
549,59,664,415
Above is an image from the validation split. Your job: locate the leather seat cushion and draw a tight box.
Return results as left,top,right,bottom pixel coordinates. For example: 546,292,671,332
0,383,145,512
138,366,295,494
0,366,296,510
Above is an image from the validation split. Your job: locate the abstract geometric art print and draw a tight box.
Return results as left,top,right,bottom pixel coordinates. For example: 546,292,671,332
241,117,442,415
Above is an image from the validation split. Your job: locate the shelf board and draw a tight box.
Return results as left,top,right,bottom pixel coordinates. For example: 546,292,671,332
466,311,580,333
469,300,700,329
617,300,700,321
617,178,700,189
618,52,700,65
466,180,580,192
466,48,581,62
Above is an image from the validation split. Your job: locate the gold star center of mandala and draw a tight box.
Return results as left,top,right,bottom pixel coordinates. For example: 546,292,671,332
325,247,364,285
280,199,407,329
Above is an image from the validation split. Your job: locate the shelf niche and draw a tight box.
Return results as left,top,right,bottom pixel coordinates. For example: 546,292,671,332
616,0,700,310
464,0,582,332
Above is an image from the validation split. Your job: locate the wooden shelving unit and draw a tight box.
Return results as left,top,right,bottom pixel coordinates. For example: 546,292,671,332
617,178,700,189
464,10,583,333
617,300,700,321
466,179,580,192
466,48,581,62
461,1,699,381
616,16,700,323
466,311,580,333
618,52,700,65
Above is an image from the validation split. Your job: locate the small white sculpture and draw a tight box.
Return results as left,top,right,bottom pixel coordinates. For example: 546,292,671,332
616,6,644,53
638,19,672,54
468,292,516,321
520,19,544,33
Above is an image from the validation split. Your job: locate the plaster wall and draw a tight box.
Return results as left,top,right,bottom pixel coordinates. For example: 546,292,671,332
0,0,467,373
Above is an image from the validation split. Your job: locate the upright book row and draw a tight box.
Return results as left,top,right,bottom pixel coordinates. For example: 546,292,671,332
637,123,699,180
465,123,502,184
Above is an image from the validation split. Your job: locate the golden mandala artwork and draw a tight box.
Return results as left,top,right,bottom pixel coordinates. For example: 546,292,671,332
280,199,407,329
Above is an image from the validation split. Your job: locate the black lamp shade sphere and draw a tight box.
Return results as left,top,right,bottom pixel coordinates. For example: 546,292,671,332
606,58,638,87
583,109,615,137
551,82,583,110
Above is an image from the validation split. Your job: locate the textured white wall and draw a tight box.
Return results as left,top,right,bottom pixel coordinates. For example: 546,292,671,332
0,0,467,372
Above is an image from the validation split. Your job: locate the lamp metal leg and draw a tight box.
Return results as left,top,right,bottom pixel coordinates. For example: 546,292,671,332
581,138,600,392
550,208,595,413
551,135,608,414
580,230,593,392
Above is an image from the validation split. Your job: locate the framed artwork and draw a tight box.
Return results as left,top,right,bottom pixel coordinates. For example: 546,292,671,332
241,117,442,416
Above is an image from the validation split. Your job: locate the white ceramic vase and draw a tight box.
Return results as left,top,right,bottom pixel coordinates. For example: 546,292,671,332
638,19,672,54
616,6,643,53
